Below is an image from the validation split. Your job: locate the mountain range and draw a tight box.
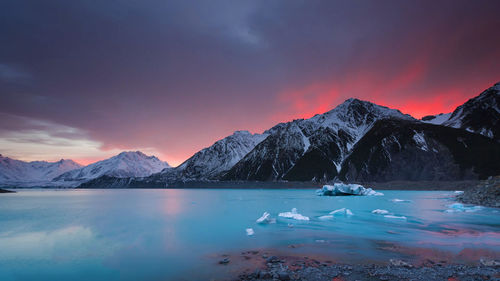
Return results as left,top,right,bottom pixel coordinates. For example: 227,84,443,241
1,82,499,188
0,151,169,187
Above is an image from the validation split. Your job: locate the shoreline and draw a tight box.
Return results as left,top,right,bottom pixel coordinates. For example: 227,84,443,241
215,246,500,281
18,179,482,190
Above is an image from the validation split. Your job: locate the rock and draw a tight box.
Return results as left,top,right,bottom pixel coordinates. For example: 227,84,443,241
389,259,413,268
457,176,500,208
278,271,290,280
480,258,500,267
258,271,272,279
218,257,230,264
266,256,280,263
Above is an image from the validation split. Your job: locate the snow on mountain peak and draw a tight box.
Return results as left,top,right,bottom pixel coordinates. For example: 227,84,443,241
0,155,82,185
54,151,170,181
164,130,268,180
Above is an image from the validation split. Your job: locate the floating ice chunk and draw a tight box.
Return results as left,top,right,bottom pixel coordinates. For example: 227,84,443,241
256,212,275,224
246,228,254,236
318,215,334,220
444,203,483,213
278,208,310,221
391,199,412,203
316,183,383,196
384,215,407,220
329,208,354,216
454,191,464,195
372,209,390,215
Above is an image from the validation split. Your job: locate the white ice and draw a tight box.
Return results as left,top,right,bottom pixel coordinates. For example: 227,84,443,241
444,203,483,213
329,208,354,216
318,215,334,220
256,212,276,224
246,228,254,236
372,209,390,215
278,208,310,221
391,199,412,203
316,183,383,196
384,215,407,220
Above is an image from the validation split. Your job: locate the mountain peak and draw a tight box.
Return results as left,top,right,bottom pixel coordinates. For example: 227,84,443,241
118,151,146,157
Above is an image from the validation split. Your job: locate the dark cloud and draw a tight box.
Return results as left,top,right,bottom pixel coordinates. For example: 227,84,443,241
1,0,499,164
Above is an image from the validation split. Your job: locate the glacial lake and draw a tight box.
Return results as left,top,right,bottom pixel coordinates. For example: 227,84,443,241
0,189,499,281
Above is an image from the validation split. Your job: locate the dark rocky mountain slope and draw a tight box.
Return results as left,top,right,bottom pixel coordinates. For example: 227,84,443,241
339,119,500,182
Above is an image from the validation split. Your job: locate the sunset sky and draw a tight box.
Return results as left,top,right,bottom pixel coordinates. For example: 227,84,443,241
1,0,499,166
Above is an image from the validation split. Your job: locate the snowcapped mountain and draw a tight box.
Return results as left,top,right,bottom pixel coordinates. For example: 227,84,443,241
9,82,499,188
443,82,500,139
223,98,414,181
0,154,81,186
54,151,169,182
158,130,267,181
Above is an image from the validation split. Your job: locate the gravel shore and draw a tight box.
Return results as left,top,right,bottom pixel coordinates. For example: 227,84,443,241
225,252,500,281
457,176,500,208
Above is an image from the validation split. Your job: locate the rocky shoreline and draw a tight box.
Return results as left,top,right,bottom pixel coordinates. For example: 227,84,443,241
0,188,14,193
457,176,500,208
221,252,500,281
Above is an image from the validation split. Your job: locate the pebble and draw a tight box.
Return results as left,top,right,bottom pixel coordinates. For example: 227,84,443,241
219,257,230,264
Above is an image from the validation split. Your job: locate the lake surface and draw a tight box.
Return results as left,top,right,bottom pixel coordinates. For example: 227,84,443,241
0,189,499,280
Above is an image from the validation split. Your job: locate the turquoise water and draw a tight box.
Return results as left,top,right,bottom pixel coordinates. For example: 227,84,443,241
0,189,499,280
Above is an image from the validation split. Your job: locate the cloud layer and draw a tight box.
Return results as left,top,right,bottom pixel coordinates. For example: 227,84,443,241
1,0,499,165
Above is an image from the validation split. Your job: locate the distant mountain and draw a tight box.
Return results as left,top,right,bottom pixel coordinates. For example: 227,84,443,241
443,82,500,139
339,119,500,182
54,151,169,182
223,98,414,181
0,154,81,185
157,130,267,181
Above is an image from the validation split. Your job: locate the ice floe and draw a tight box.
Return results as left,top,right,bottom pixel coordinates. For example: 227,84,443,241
246,228,254,236
390,199,412,203
316,183,384,196
256,212,276,224
318,215,334,220
444,203,483,213
372,209,390,215
384,215,407,220
278,208,310,221
329,208,354,216
454,191,464,195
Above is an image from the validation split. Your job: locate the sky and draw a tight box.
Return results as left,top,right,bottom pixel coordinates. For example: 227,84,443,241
1,0,499,166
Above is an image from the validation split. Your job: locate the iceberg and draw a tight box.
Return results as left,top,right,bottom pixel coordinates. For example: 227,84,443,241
454,190,464,195
444,203,483,213
384,215,407,220
329,208,354,216
256,212,276,224
246,228,254,236
316,183,383,196
372,209,390,215
278,208,310,221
